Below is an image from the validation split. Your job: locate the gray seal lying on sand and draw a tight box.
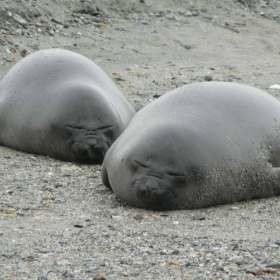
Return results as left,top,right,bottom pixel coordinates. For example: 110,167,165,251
0,48,135,163
102,82,280,210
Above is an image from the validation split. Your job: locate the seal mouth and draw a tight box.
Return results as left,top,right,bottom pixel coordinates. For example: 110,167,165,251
133,178,178,210
65,125,114,163
70,138,109,163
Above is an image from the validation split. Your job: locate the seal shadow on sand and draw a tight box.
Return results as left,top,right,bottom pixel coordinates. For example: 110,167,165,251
0,48,136,164
102,82,280,210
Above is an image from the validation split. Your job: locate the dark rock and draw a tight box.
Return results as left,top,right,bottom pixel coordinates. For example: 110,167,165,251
74,5,101,16
93,273,106,280
73,224,84,228
172,249,180,255
133,214,144,221
237,0,258,8
192,213,206,220
153,93,161,98
204,74,213,81
266,263,280,268
183,44,192,50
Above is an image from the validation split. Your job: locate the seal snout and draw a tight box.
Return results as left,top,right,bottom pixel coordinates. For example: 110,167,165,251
138,179,160,197
70,136,109,163
133,177,177,210
86,138,108,158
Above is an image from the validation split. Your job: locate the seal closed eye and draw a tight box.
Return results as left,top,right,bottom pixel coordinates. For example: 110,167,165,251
102,82,280,210
0,48,136,163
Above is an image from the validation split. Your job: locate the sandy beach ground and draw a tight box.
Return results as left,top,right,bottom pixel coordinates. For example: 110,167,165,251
0,0,280,279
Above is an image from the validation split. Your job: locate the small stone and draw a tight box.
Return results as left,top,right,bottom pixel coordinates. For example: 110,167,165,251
13,14,27,26
266,263,280,268
166,13,176,20
112,215,122,220
93,273,106,280
38,249,51,254
86,267,98,273
172,249,180,255
183,45,192,50
62,271,74,278
204,74,213,81
44,186,54,192
133,214,143,221
20,49,28,57
192,212,206,220
270,84,280,89
73,224,84,228
153,94,161,98
140,20,149,25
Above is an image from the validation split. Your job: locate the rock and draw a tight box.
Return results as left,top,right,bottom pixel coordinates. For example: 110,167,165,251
266,263,280,268
171,249,180,255
204,74,213,81
93,273,106,280
12,14,27,26
192,213,206,220
133,214,144,221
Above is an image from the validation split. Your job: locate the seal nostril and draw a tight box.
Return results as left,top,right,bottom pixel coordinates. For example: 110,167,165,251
86,139,98,149
139,185,148,195
140,182,159,196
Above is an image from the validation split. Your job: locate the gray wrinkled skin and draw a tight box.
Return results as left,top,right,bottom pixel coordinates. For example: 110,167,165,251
102,82,280,210
0,49,136,163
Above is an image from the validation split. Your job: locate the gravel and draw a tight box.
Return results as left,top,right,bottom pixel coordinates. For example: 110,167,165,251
0,0,280,279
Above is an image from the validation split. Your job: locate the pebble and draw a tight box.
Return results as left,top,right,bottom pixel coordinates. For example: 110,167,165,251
12,14,27,26
266,263,280,268
133,214,144,221
192,213,206,220
204,73,213,81
165,13,176,20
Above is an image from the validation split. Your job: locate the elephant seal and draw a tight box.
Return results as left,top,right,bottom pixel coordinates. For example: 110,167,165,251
0,48,136,163
102,82,280,210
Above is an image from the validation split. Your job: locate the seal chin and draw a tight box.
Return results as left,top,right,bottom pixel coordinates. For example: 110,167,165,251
70,138,109,163
133,177,178,210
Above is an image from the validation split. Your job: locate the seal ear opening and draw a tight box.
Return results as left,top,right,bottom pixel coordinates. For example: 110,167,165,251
101,165,112,190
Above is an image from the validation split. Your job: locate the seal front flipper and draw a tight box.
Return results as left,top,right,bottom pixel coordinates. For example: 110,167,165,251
101,164,112,190
263,158,280,196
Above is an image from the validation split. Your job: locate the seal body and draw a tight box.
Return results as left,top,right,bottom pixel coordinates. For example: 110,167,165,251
0,49,135,163
102,82,280,210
